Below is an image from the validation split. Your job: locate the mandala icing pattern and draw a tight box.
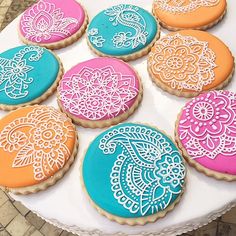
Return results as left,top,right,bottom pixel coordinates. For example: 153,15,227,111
83,123,185,218
58,58,140,121
87,4,158,56
154,0,220,14
0,106,75,183
149,33,217,92
0,46,43,99
178,91,236,160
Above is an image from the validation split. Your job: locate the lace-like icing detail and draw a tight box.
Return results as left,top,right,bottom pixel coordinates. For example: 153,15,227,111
0,106,74,181
149,33,217,91
154,0,220,14
0,46,44,99
59,66,139,121
104,4,148,49
87,28,105,48
178,91,236,159
99,125,185,216
20,0,78,43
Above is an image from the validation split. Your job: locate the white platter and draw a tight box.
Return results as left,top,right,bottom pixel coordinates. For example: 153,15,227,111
0,0,236,235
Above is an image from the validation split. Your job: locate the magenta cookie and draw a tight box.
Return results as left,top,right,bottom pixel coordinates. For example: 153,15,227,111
176,90,236,181
57,57,143,128
19,0,88,49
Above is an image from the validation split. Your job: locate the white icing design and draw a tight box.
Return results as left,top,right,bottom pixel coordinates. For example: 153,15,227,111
21,0,78,42
149,33,217,91
104,5,148,49
0,106,74,180
154,0,220,14
0,46,44,99
88,28,105,48
99,125,185,216
178,91,236,159
59,66,139,120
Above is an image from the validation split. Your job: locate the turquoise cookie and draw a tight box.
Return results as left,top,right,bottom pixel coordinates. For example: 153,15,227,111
87,4,159,59
0,46,60,109
82,123,186,223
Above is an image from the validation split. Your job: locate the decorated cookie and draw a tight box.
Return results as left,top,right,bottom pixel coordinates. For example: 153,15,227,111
87,4,160,61
0,46,63,110
152,0,226,30
19,0,88,49
0,105,77,194
148,30,234,97
57,57,142,128
82,123,186,225
176,90,236,181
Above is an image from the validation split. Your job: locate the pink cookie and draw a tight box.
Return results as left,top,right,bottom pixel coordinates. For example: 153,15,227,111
176,90,236,181
19,0,88,49
57,57,143,128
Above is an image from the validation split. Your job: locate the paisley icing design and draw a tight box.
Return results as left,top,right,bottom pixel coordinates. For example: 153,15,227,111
83,123,185,218
0,105,76,188
0,46,59,106
154,0,220,14
177,91,236,175
19,0,86,44
87,4,158,56
149,33,216,92
0,46,43,99
58,58,140,123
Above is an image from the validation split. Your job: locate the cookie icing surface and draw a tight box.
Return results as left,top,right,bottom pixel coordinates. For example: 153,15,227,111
0,105,76,188
87,4,158,56
83,123,185,218
153,0,226,29
19,0,85,44
0,46,59,106
148,30,234,94
177,91,236,175
58,57,140,122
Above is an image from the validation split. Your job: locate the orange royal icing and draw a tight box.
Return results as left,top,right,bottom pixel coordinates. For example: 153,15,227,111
0,105,76,188
148,30,234,93
153,0,226,29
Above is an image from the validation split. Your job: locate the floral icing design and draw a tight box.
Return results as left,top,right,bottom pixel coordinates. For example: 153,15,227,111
154,0,220,14
0,106,75,181
59,65,139,121
99,125,185,216
20,0,78,43
178,91,236,160
0,46,44,99
104,4,148,49
149,33,217,91
87,28,105,48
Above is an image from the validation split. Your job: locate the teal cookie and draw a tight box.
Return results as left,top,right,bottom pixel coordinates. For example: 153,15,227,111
82,123,186,224
87,4,159,60
0,45,61,110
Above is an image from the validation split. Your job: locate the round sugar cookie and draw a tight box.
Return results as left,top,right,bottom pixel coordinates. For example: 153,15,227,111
57,57,143,128
82,123,186,225
87,4,160,61
148,30,234,97
0,105,78,194
0,45,63,110
19,0,88,49
152,0,227,30
176,90,236,181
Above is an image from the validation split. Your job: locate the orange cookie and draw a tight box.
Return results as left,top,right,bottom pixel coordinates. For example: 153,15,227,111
0,105,78,194
152,0,227,30
148,30,234,97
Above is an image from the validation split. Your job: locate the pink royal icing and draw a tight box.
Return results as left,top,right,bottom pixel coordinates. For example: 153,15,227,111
58,57,140,121
19,0,85,44
178,91,236,175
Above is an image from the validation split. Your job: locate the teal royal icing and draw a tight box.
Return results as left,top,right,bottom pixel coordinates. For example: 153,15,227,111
0,45,59,105
87,4,158,56
83,123,186,218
